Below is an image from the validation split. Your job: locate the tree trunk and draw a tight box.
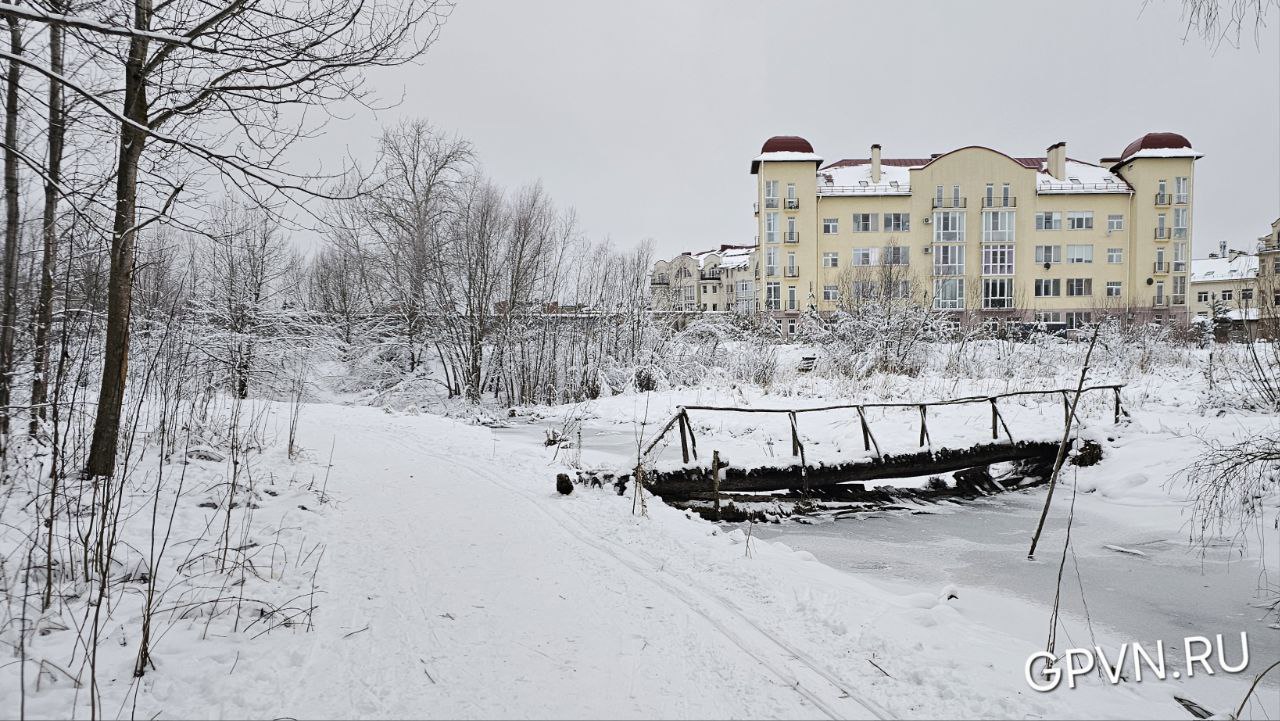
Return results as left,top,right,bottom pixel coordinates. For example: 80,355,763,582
0,11,21,442
86,1,149,478
30,12,62,435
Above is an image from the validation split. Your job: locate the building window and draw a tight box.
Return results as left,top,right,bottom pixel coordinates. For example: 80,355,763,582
1035,211,1062,230
1173,207,1188,238
933,244,965,276
1034,279,1061,297
822,252,839,268
787,285,797,311
765,247,778,276
1175,176,1189,204
737,280,751,295
764,180,779,208
1067,211,1094,230
982,210,1015,242
981,244,1015,275
1105,281,1122,297
1066,278,1093,296
933,211,965,242
787,318,796,335
765,212,779,243
1035,245,1062,264
1173,242,1187,271
852,213,878,232
1065,312,1092,329
1242,288,1254,301
851,280,876,299
982,278,1013,309
1066,244,1094,264
882,246,909,266
1196,291,1210,303
765,282,780,310
1035,311,1062,324
889,280,910,299
852,248,875,266
883,213,910,232
933,278,964,309
823,285,838,302
823,218,839,234
1107,247,1123,264
1107,214,1124,231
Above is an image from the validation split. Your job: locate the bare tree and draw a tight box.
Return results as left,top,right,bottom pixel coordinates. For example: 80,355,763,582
30,1,64,435
1160,0,1280,46
0,5,18,442
0,0,455,476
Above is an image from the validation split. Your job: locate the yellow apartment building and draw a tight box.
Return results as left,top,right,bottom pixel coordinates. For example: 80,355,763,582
749,133,1201,333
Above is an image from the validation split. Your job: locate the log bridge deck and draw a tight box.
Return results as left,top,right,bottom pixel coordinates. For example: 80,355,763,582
639,385,1124,501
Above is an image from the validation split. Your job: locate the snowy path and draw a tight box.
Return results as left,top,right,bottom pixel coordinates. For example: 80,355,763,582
145,402,1272,720
224,406,884,720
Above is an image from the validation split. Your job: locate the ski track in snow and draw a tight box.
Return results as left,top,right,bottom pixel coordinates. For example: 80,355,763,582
221,408,878,720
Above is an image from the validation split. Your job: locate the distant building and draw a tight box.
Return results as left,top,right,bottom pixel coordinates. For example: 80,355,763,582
748,132,1201,333
1189,219,1280,334
651,244,757,313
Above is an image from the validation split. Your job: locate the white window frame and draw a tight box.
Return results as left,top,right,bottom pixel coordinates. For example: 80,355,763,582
933,278,965,309
933,211,965,242
823,217,839,234
1034,278,1061,297
1067,211,1094,230
851,248,876,266
981,243,1015,276
981,278,1014,309
1107,214,1124,231
1105,281,1122,297
933,244,965,276
982,210,1015,242
822,252,839,268
1035,245,1062,264
822,285,838,302
1107,247,1123,264
1066,244,1094,264
765,212,779,243
882,246,909,266
1066,278,1093,297
883,213,910,232
1035,212,1062,231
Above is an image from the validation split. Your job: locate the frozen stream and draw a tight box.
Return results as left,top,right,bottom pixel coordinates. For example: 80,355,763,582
753,489,1280,689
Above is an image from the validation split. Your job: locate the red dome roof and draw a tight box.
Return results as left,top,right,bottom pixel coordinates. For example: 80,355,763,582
1120,132,1192,160
760,136,814,154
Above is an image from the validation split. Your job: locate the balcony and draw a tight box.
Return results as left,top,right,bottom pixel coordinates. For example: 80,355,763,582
1172,294,1186,306
785,198,800,210
932,197,967,209
1155,193,1171,206
982,196,1017,208
763,197,780,210
651,274,670,285
784,231,799,243
1153,261,1168,273
765,266,777,277
1154,228,1170,240
1152,296,1169,308
784,266,799,278
699,269,721,281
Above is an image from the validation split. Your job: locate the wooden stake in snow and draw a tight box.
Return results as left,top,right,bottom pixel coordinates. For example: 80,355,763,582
710,450,721,522
1027,323,1102,560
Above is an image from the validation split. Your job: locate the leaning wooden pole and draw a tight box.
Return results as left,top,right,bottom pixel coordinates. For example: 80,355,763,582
1027,323,1103,559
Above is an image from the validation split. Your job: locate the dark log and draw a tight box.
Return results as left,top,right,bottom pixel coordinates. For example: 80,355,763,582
646,440,1071,497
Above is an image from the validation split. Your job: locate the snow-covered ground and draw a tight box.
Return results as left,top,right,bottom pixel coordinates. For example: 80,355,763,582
5,339,1279,719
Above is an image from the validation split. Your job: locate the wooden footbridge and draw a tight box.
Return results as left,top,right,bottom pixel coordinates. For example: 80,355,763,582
639,384,1126,499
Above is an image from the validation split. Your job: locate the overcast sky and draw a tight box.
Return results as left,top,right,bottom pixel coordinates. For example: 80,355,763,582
322,0,1279,259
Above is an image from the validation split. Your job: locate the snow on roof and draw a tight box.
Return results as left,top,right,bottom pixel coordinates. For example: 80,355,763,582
1036,159,1131,194
817,162,912,195
692,245,754,269
1122,147,1202,161
753,151,823,163
1190,254,1258,283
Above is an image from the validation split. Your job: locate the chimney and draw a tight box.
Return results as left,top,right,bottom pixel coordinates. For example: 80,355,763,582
1046,142,1066,180
870,144,882,184
1220,240,1228,257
